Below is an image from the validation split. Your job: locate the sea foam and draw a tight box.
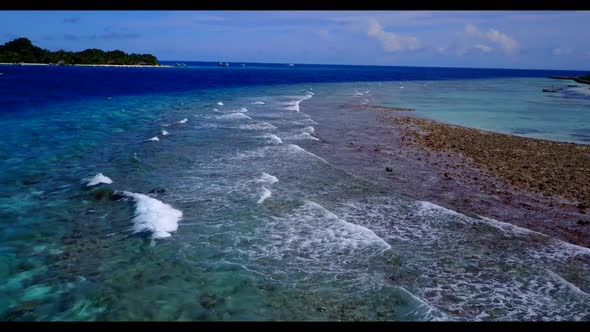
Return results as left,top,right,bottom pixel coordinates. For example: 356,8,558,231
252,101,265,105
122,191,182,239
217,101,224,106
161,130,170,136
146,136,160,142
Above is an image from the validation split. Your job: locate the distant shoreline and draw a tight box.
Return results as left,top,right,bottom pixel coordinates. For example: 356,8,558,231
0,62,174,68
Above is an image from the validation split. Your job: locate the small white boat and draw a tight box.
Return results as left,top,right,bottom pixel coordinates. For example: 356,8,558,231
288,63,295,67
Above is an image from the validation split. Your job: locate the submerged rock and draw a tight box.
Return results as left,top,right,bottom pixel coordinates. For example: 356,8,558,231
148,188,167,196
91,188,115,201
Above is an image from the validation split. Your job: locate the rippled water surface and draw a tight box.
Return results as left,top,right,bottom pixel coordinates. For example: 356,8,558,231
1,64,589,321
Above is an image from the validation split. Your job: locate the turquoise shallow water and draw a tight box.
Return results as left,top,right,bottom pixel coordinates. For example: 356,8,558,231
369,78,590,143
1,74,590,320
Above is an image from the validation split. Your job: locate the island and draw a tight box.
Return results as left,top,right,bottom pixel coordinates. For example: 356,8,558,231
549,73,590,85
575,74,590,85
0,37,161,66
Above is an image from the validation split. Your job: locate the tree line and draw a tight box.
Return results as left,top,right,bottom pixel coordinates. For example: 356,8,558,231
0,38,159,65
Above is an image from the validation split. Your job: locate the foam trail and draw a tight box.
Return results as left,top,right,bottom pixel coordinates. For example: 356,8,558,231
161,130,169,136
84,173,113,187
121,191,182,239
217,113,252,120
257,187,272,204
263,134,283,144
217,101,224,106
252,101,265,105
145,136,160,142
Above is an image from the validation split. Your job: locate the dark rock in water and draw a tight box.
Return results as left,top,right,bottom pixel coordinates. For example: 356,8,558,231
21,178,42,186
91,188,115,201
199,295,216,310
317,306,327,312
577,220,589,226
148,188,167,195
385,167,393,172
578,202,587,210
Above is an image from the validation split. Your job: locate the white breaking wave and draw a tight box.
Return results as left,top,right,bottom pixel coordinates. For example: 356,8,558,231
252,101,265,105
281,93,313,112
161,130,169,136
295,132,319,141
145,136,159,142
121,191,182,239
217,113,252,120
287,144,327,163
305,201,391,251
217,101,224,106
255,173,278,204
262,134,283,144
212,108,220,112
416,201,461,217
303,126,315,134
239,122,277,131
298,118,319,125
84,173,113,187
235,107,248,113
258,172,279,185
162,118,188,127
257,187,272,204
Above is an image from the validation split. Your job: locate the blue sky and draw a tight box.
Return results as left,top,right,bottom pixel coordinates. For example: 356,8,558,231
1,11,589,70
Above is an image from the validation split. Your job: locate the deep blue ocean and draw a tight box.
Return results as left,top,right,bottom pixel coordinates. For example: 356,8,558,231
1,62,589,321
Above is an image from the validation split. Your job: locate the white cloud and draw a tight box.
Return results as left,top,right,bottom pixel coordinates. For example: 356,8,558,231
474,44,492,53
552,47,574,56
367,18,421,53
465,24,518,54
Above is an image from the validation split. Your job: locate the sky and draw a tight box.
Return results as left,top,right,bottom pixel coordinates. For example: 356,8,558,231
1,10,589,70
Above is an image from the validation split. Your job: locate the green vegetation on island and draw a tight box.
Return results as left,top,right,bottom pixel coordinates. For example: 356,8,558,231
0,37,159,66
575,74,590,85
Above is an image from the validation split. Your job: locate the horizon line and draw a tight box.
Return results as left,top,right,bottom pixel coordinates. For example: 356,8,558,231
159,59,590,73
